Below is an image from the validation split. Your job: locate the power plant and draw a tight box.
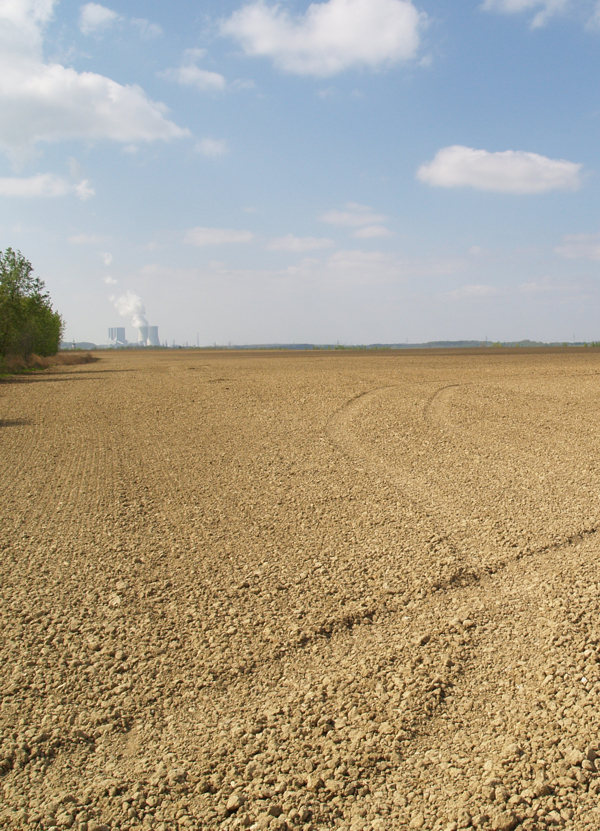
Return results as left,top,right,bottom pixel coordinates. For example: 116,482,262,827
108,327,126,346
108,325,160,346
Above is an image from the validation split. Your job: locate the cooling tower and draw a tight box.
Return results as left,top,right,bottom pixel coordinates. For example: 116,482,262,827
148,326,160,347
138,325,149,345
108,327,126,345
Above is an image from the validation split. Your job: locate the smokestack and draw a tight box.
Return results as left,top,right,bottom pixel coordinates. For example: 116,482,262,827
138,325,149,345
148,326,160,347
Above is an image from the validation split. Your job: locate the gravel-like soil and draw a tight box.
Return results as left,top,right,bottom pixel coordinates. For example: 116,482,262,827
2,348,600,831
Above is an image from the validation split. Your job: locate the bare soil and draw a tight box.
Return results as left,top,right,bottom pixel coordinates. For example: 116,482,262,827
2,348,600,831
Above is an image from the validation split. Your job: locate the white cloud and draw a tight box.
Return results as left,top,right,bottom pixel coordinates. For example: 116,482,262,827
267,234,334,251
0,0,188,159
101,252,113,265
221,0,424,77
161,49,227,92
79,3,119,35
555,232,600,260
481,0,569,28
184,227,255,245
443,284,499,299
131,18,163,39
417,145,582,194
0,173,93,199
353,224,392,238
104,275,117,284
320,202,387,227
195,138,228,157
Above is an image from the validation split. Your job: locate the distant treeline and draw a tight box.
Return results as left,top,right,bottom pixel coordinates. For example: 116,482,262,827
71,339,600,351
0,249,64,369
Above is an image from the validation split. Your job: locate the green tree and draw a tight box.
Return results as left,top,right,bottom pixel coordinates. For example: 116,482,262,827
0,248,64,359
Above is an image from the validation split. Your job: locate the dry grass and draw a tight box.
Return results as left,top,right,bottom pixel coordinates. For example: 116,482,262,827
1,350,98,374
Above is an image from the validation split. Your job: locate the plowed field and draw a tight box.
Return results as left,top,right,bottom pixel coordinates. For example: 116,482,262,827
2,348,600,831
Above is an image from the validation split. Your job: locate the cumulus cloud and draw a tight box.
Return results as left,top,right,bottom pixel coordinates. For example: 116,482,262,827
481,0,569,28
417,146,582,194
353,224,392,238
104,275,117,284
160,49,227,92
195,138,228,157
221,0,424,76
443,284,499,299
184,227,255,245
101,252,113,265
555,232,600,260
267,234,334,252
320,202,387,227
0,173,93,199
0,0,188,159
79,2,119,35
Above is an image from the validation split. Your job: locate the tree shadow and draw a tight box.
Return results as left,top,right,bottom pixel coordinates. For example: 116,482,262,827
0,418,31,427
0,368,137,384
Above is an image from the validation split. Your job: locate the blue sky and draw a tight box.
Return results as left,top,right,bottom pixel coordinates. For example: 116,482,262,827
1,0,600,345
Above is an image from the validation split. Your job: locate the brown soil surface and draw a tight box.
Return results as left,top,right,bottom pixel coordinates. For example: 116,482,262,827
2,349,600,831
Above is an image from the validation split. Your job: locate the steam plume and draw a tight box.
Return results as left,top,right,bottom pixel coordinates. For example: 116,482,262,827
111,290,148,328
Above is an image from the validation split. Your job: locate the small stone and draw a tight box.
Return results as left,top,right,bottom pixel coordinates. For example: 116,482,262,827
267,803,283,817
306,775,324,791
492,811,518,831
533,781,552,797
409,813,425,829
226,792,245,813
567,749,584,766
560,808,574,820
378,722,394,735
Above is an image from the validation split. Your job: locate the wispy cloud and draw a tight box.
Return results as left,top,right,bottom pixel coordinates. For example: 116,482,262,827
267,235,334,252
0,174,93,199
555,232,600,261
441,284,499,299
481,0,570,29
320,202,388,227
69,233,109,245
160,49,227,92
417,146,582,194
353,224,393,239
195,138,229,157
131,18,163,39
184,227,255,245
79,2,120,35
